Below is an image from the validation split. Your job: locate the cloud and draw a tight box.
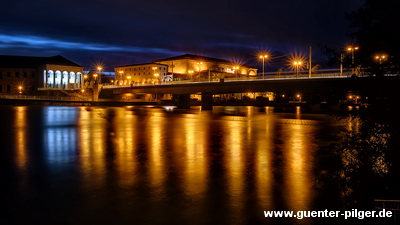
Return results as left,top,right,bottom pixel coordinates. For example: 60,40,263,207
0,34,182,55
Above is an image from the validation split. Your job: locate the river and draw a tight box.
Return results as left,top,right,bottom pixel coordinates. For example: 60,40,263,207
0,105,399,225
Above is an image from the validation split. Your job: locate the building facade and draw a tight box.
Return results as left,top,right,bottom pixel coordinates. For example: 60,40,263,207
153,54,258,81
114,63,168,85
0,55,83,95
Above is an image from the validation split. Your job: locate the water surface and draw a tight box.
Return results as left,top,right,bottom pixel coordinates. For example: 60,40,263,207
1,105,398,225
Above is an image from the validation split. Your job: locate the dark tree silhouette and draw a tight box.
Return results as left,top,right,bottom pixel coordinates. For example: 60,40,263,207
347,0,400,74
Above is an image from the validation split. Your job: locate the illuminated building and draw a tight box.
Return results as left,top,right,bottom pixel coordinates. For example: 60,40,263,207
153,54,258,81
114,63,168,85
114,54,258,84
0,55,83,95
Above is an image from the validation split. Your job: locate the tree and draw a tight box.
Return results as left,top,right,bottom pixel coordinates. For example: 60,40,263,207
347,0,400,74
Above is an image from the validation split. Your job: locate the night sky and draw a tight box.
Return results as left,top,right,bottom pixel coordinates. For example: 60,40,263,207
1,0,364,70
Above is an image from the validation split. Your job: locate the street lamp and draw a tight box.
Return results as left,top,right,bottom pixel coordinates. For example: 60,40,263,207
197,62,203,80
97,66,103,84
296,94,302,103
375,54,387,65
375,54,387,75
259,54,269,79
18,86,22,95
293,61,303,78
347,46,359,74
154,73,159,84
233,66,240,78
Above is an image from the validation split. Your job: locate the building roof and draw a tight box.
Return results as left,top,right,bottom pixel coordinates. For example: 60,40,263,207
0,55,82,68
115,62,167,68
153,54,256,68
153,54,233,64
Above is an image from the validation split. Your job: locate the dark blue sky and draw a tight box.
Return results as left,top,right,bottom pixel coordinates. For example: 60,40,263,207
1,0,364,71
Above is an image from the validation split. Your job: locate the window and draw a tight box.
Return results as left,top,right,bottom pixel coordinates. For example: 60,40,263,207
7,72,11,77
0,85,2,93
32,72,36,78
0,71,2,79
23,72,27,78
7,85,11,93
15,72,19,78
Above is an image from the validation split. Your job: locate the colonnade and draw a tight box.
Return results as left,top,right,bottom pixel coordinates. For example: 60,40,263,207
43,70,83,89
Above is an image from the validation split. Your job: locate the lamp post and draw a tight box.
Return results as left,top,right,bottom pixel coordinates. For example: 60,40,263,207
347,46,359,74
375,54,387,65
233,66,239,78
18,86,22,96
197,62,202,80
293,61,302,78
152,67,159,84
97,66,103,84
154,73,159,84
375,54,387,75
259,55,268,79
296,94,302,103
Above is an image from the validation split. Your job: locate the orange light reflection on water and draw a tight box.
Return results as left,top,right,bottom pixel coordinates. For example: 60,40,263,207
147,113,166,199
255,113,275,211
78,107,107,189
14,106,27,170
225,120,245,224
284,122,315,213
181,113,208,198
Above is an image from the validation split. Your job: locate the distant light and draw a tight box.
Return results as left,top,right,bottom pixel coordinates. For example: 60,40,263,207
162,106,176,112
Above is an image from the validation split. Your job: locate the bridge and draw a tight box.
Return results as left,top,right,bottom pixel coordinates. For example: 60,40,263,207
100,74,400,109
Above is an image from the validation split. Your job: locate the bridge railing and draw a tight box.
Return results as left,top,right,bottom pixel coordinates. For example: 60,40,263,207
104,72,400,89
103,72,356,89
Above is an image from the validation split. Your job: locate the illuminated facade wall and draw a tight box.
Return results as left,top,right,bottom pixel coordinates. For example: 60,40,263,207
114,63,168,85
153,54,258,80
